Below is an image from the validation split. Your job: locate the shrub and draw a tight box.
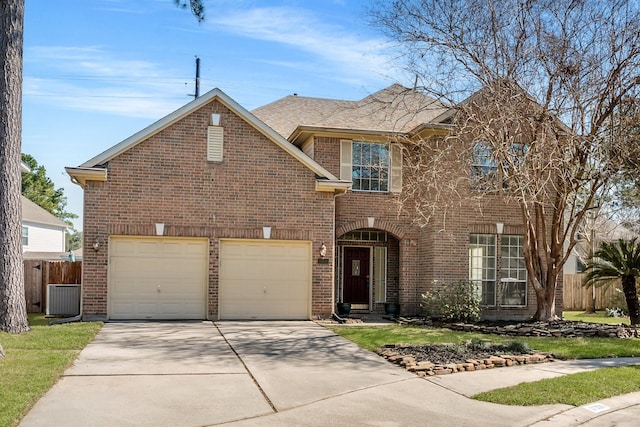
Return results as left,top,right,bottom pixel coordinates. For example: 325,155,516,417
422,280,481,323
606,306,629,318
505,340,531,354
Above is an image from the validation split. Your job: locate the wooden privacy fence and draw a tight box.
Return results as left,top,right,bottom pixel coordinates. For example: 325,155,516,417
563,274,623,311
23,260,82,313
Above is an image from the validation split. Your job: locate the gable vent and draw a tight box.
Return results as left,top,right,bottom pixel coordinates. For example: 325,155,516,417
207,126,224,162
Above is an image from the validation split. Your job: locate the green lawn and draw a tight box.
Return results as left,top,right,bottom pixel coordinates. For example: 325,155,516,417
563,310,629,325
328,324,640,359
475,366,640,406
328,323,640,406
0,315,102,427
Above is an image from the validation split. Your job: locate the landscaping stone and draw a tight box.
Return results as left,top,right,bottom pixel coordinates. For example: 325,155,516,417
377,319,638,377
442,320,639,339
378,343,555,377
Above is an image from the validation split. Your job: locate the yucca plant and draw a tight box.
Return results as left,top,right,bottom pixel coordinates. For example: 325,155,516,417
584,238,640,325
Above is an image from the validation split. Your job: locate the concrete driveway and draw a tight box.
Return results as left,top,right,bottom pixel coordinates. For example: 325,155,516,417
18,321,640,426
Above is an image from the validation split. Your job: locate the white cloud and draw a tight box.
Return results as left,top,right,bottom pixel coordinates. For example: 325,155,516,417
208,6,397,87
24,46,189,119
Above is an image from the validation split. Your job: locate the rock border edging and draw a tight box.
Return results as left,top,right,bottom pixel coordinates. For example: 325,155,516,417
378,345,555,376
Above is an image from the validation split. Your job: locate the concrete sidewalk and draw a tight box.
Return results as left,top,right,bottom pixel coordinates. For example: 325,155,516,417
17,321,640,426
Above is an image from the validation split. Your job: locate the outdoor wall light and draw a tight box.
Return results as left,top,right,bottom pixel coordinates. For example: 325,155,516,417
496,222,504,234
93,239,100,251
320,242,327,258
155,223,165,236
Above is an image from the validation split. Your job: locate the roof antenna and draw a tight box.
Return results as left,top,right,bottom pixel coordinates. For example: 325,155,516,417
188,56,200,99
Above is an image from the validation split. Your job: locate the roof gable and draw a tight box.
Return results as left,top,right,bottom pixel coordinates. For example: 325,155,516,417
76,88,344,186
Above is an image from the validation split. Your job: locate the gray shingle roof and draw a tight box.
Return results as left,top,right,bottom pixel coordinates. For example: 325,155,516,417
252,84,449,138
21,196,68,228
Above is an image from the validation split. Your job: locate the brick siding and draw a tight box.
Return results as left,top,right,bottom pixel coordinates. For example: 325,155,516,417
82,99,336,319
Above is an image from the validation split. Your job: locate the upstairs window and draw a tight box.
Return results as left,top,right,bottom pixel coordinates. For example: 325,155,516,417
353,141,389,192
340,140,402,193
471,141,497,190
502,143,528,189
471,141,528,191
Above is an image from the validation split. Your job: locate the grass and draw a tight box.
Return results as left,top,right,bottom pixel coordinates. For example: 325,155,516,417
563,310,629,325
0,314,102,427
327,323,640,406
328,324,640,359
475,366,640,406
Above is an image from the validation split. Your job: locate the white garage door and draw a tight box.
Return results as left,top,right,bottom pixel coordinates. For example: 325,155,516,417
219,239,311,320
108,237,208,320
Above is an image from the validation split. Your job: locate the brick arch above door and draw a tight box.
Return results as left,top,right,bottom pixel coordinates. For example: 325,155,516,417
336,219,406,240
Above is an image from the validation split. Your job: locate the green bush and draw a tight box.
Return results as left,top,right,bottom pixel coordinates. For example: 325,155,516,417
422,280,481,323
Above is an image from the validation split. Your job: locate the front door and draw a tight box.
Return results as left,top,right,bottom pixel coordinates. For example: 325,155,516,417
343,247,370,305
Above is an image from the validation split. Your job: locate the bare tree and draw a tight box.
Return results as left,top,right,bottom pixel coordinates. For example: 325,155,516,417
373,0,640,320
0,0,29,333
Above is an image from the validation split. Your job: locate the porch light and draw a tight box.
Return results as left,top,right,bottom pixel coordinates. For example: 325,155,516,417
320,242,327,258
496,222,504,234
93,239,100,251
155,223,165,236
263,226,271,239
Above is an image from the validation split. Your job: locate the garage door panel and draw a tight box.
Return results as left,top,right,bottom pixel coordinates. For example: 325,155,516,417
219,240,311,320
109,237,208,320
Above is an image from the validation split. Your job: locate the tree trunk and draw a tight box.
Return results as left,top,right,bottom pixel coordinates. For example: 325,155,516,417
532,276,560,321
621,275,640,326
585,286,596,314
0,0,29,333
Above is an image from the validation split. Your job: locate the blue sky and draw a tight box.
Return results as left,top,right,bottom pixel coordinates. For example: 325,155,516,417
22,0,405,231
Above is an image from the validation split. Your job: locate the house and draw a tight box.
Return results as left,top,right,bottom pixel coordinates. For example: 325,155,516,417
564,217,637,275
21,195,69,260
67,85,537,321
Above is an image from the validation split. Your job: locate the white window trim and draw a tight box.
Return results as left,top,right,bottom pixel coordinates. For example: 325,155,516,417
341,140,402,193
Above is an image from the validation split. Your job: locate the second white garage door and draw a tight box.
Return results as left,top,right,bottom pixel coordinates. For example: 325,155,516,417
108,237,208,320
219,239,311,320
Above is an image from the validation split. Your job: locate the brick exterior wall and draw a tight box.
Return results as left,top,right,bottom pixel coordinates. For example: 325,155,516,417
82,99,336,319
80,95,562,321
313,135,559,319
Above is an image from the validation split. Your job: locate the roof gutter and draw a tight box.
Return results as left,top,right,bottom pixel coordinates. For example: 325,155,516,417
65,167,108,188
316,179,352,194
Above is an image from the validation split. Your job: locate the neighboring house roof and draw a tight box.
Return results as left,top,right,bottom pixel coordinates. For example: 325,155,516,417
21,196,68,229
67,88,350,193
571,216,638,262
253,84,449,139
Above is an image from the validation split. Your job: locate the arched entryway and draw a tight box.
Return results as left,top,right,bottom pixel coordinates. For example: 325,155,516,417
336,228,401,313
